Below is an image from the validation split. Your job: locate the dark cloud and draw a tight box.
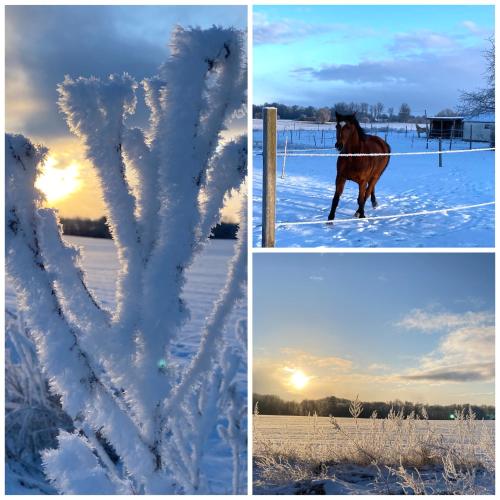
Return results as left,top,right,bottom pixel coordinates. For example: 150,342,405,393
286,46,488,112
401,362,494,383
6,6,165,137
296,48,483,85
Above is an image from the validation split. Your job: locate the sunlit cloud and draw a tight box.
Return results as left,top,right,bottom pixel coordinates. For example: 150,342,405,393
6,66,48,132
280,347,352,370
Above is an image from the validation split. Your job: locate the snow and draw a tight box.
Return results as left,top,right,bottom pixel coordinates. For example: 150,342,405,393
253,121,494,247
253,415,495,495
6,236,247,494
254,464,495,495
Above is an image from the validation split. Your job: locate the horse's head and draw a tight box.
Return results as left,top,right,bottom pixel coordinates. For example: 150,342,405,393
335,112,357,151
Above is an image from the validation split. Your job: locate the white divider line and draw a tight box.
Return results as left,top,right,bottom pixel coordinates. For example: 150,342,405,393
276,147,495,158
274,201,495,227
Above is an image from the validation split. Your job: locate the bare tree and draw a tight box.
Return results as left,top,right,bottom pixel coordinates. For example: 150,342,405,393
458,35,494,116
436,108,457,117
399,103,411,122
316,107,331,124
369,104,375,120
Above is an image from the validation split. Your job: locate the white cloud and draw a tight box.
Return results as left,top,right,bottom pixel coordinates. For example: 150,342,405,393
461,20,490,37
396,309,493,333
309,275,324,281
254,12,341,45
390,29,457,53
398,308,494,383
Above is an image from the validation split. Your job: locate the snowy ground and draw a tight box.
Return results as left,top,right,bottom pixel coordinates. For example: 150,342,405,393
252,120,494,247
253,415,495,495
6,236,247,494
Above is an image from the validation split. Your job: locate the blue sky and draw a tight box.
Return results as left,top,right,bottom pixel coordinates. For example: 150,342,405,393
254,5,494,114
253,253,494,405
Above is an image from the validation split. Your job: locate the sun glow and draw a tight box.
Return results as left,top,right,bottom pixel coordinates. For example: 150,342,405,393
35,156,82,203
289,369,310,391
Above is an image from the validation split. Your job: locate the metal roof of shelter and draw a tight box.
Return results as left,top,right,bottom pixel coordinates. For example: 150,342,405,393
427,116,463,120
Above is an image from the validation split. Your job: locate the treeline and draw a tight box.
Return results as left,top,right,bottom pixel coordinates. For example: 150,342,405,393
253,393,495,421
60,217,238,240
253,102,428,124
61,217,111,239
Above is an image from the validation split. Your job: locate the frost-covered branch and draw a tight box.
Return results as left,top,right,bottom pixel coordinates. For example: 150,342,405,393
164,190,247,414
7,25,247,495
122,127,159,261
199,135,247,242
58,74,143,335
6,134,166,490
37,209,110,338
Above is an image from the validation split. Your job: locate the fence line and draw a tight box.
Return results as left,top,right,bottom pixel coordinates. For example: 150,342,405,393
272,201,495,227
259,106,494,247
276,147,495,158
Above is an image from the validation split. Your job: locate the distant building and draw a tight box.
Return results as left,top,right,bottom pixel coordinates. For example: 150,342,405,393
427,116,464,139
463,113,495,144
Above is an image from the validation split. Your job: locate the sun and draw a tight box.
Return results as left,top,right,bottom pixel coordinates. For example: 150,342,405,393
289,369,310,390
35,156,82,203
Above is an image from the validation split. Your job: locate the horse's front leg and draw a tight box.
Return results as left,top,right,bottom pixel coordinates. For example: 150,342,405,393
354,182,367,218
365,179,378,208
328,175,346,221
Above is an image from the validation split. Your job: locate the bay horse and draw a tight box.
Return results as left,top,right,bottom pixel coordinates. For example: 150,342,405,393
328,112,391,221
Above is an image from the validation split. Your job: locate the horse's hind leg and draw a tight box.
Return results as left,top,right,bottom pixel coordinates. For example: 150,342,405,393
370,188,378,208
328,175,346,221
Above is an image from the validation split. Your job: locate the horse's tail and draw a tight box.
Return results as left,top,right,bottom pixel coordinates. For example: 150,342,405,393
382,140,391,173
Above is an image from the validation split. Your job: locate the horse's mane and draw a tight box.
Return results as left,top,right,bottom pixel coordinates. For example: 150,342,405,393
349,115,367,140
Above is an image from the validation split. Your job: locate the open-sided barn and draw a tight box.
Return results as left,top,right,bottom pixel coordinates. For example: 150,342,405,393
428,116,464,139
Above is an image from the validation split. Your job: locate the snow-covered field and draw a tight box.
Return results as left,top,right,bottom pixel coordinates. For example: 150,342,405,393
6,236,247,494
253,414,495,495
252,120,494,247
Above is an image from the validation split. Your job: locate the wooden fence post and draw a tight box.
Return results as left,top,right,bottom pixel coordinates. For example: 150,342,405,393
262,107,277,247
438,137,443,167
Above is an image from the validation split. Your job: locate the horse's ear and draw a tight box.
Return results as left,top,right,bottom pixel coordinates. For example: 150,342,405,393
335,111,340,119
